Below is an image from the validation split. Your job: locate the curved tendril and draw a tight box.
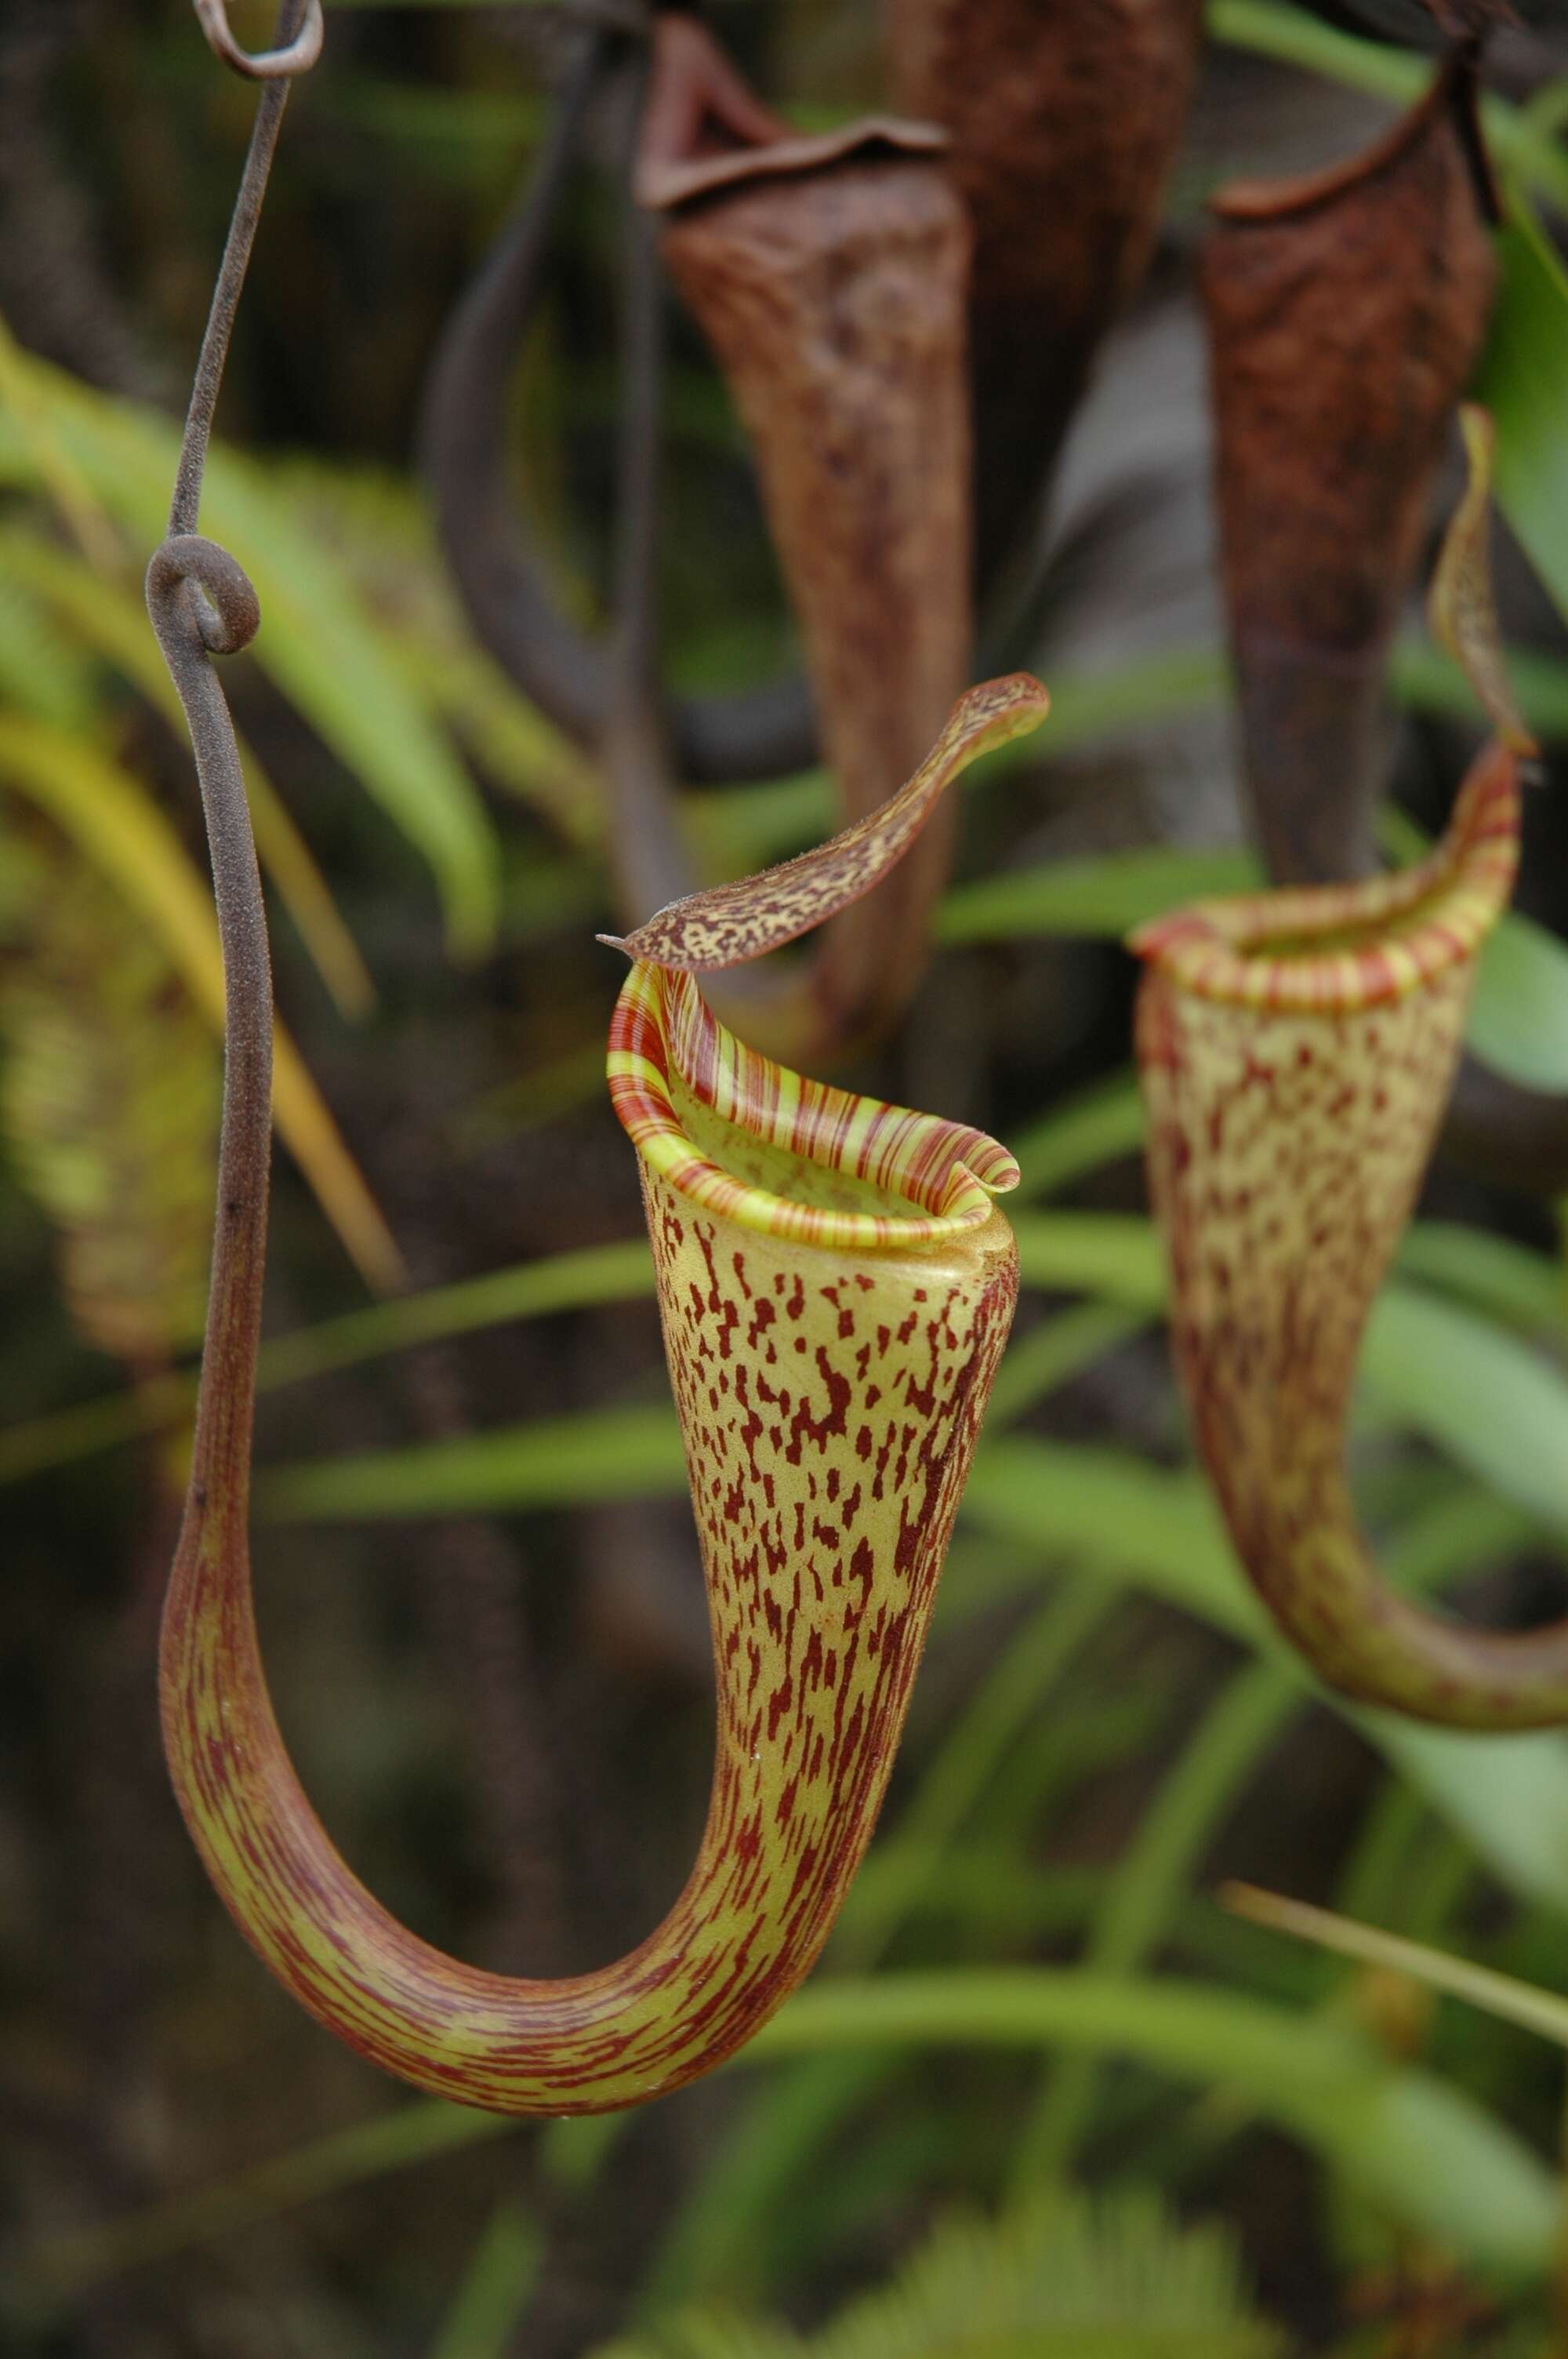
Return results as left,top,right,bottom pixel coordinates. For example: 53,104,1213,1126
419,30,817,788
172,3,314,537
431,13,982,1061
599,46,702,926
1425,403,1568,1183
1134,412,1568,1730
148,4,313,1525
194,0,323,83
147,533,271,1550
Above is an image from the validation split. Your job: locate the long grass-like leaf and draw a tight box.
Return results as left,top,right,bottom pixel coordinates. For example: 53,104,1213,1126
252,1346,1568,1917
968,1440,1568,1916
0,524,374,1017
1012,1661,1294,2183
943,831,1568,1133
0,1237,654,1485
0,571,97,731
1472,202,1568,636
253,1216,1568,1576
1225,1884,1568,2051
0,710,401,1289
745,1970,1558,2278
938,845,1259,946
0,349,499,953
426,2201,545,2359
24,1967,1558,2299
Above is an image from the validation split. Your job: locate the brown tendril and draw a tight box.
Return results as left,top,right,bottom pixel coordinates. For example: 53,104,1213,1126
194,0,324,82
419,29,818,787
147,1,315,1556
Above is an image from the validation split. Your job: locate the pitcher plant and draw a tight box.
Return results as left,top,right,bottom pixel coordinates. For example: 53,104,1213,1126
639,11,973,1059
1132,409,1561,1730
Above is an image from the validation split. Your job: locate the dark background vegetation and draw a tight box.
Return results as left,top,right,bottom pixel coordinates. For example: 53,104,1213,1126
5,3,1568,2354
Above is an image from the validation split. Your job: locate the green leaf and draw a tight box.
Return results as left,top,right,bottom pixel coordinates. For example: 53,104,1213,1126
253,1272,1568,1921
1376,1712,1568,1925
1395,1221,1564,1342
1009,1071,1147,1203
0,711,401,1289
986,1303,1149,1424
0,349,499,954
1013,1663,1296,2181
640,1579,1120,2312
426,2201,544,2359
746,1972,1559,2280
0,571,97,731
1381,805,1568,1098
942,815,1568,1105
1473,204,1568,636
966,1435,1568,1917
0,522,374,1019
1391,639,1568,744
252,1203,1568,1578
258,1399,685,1521
25,1961,1556,2305
0,845,218,1361
1364,1285,1568,1547
265,456,603,863
840,1578,1122,1970
938,846,1260,947
1010,1211,1166,1303
24,2102,517,2297
1226,1885,1568,2052
685,631,1566,932
640,2054,902,2317
1009,1213,1568,1552
1468,902,1568,1094
0,1235,656,1485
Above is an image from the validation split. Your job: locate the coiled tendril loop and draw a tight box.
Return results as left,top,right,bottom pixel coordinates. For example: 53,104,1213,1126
194,0,324,81
147,535,262,660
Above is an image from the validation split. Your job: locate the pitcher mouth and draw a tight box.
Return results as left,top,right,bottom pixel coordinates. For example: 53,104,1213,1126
1208,51,1485,229
1130,740,1519,1013
608,964,1017,1250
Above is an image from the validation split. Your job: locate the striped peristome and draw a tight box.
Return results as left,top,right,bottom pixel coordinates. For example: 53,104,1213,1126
162,680,1038,2112
1131,742,1519,1013
610,963,1017,1248
1131,409,1568,1729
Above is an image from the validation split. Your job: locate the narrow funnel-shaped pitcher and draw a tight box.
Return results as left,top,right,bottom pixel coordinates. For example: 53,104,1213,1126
641,15,972,1055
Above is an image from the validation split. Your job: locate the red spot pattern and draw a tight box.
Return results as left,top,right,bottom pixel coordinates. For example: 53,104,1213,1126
1132,743,1568,1726
161,1172,1017,2117
604,674,1048,972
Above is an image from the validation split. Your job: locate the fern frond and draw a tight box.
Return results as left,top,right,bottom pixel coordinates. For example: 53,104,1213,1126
818,2192,1285,2359
590,2191,1287,2359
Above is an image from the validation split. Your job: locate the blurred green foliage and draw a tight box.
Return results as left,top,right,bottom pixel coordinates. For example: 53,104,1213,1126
5,4,1568,2357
